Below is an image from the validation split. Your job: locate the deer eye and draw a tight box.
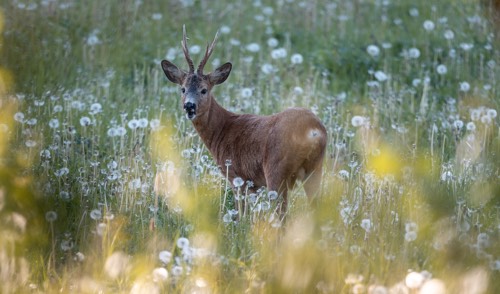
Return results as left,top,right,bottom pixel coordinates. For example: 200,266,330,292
201,89,207,95
181,87,186,94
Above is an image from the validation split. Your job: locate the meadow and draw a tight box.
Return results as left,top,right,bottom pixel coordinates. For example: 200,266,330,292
0,0,499,293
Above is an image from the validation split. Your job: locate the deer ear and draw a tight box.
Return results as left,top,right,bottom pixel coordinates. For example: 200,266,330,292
161,60,186,84
208,62,232,85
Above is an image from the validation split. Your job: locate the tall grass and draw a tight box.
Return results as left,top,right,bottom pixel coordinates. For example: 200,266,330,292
0,0,499,293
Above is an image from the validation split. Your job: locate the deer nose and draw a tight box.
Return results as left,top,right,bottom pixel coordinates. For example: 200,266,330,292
183,102,197,120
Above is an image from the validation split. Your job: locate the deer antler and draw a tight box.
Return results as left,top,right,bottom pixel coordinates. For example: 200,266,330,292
181,25,195,73
197,30,219,75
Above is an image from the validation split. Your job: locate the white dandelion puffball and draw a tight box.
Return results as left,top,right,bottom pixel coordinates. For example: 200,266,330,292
374,70,388,82
291,53,303,64
420,279,446,294
176,237,190,249
351,116,366,127
436,64,447,75
232,177,244,187
152,267,169,282
459,81,470,92
158,250,172,264
423,20,435,31
405,271,425,289
366,45,380,57
246,43,260,53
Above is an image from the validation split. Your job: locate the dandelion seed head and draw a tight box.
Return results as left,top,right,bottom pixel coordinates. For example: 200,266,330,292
45,211,57,222
14,112,25,122
159,251,172,264
271,48,287,59
261,63,274,74
80,116,91,126
75,252,85,262
177,237,190,249
423,20,435,31
26,118,37,125
49,118,60,129
90,209,102,220
128,119,139,129
453,120,464,130
152,267,168,282
40,149,51,159
220,25,231,34
470,109,481,121
436,64,447,75
138,118,148,128
290,53,303,64
408,47,420,58
374,70,388,82
25,140,37,148
366,45,380,57
466,122,476,131
268,190,278,200
440,170,453,181
420,279,446,294
189,45,201,54
405,222,418,232
267,37,278,47
60,191,71,201
444,29,455,40
150,119,161,130
405,231,417,242
87,34,100,46
339,169,350,180
171,266,183,276
116,126,126,136
405,271,425,289
460,43,474,51
107,127,118,137
151,13,162,20
61,239,74,251
90,103,102,114
487,108,497,119
222,213,233,223
232,177,244,187
480,115,492,124
460,82,470,92
246,43,260,53
351,115,366,127
241,87,253,98
360,219,372,232
55,167,69,177
54,105,63,112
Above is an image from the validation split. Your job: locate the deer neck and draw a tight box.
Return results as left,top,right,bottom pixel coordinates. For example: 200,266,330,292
192,96,232,153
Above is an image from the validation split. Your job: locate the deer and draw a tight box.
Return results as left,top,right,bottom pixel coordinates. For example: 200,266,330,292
160,27,327,219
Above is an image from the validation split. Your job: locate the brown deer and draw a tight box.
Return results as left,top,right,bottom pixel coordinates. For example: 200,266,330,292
160,27,327,217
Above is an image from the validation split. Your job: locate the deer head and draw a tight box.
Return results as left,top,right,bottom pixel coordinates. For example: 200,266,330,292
161,26,232,120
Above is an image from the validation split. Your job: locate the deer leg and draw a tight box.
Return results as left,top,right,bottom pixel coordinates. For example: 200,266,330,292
304,158,324,205
264,164,290,220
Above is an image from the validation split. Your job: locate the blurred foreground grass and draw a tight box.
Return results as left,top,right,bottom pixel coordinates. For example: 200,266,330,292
1,0,499,293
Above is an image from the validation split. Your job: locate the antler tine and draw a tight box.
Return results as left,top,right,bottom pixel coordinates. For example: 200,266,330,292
181,25,195,73
197,30,219,75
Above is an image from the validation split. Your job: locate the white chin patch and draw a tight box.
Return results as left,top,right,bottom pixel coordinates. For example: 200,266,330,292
186,113,196,120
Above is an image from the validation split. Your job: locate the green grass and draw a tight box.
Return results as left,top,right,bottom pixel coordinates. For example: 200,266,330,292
0,0,499,293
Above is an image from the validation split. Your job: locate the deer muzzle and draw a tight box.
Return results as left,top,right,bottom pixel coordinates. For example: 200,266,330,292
183,101,197,120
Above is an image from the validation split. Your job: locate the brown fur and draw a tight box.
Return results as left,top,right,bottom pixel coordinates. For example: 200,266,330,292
161,29,327,216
